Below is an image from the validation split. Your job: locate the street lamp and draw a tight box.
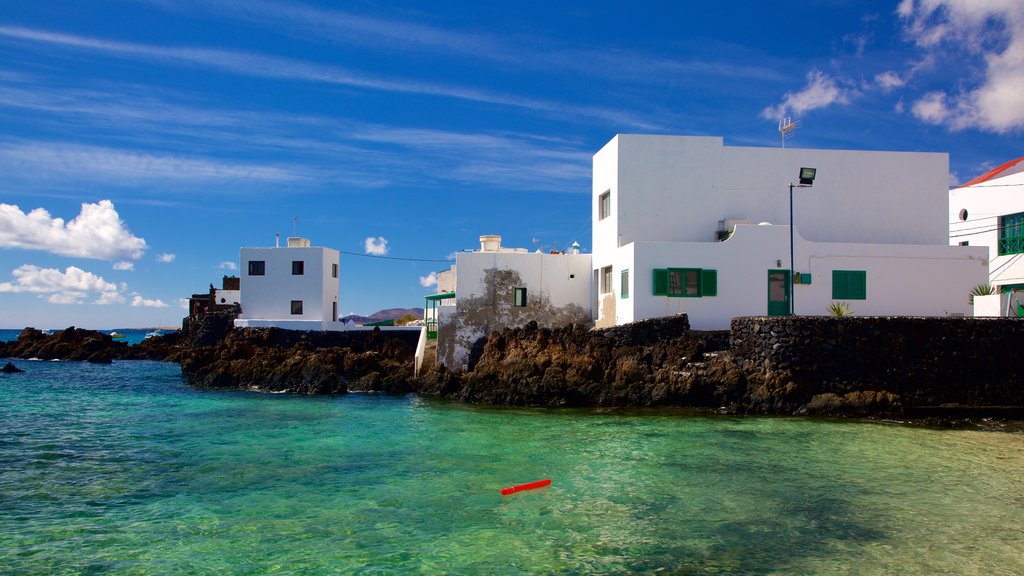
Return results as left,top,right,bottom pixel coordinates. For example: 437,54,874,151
790,167,816,315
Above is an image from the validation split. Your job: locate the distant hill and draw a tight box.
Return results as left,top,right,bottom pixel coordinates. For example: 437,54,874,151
341,307,424,325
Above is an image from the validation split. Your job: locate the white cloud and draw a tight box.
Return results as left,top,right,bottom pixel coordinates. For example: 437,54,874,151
419,271,438,287
762,70,852,119
131,294,168,308
875,71,905,92
911,91,952,124
177,297,190,311
113,261,134,271
0,264,123,305
218,261,238,270
156,253,175,263
900,1,1024,132
364,236,389,256
0,200,147,261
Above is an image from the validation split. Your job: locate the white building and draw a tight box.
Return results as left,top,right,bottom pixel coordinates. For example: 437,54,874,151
435,235,592,371
592,135,988,329
234,237,341,331
949,157,1024,315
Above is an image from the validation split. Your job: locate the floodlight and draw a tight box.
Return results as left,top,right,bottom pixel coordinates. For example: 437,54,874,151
799,167,816,186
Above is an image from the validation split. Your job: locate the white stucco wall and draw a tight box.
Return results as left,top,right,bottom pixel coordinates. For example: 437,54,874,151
436,251,593,371
214,289,240,306
609,224,987,330
949,167,1024,290
237,244,340,330
593,135,949,255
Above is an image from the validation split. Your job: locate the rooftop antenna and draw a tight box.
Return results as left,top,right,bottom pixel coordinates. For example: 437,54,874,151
292,217,299,237
778,117,799,148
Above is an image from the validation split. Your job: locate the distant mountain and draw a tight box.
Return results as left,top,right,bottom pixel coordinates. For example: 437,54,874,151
341,307,424,325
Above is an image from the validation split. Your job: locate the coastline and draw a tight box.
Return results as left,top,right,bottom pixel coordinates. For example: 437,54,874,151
3,311,1023,423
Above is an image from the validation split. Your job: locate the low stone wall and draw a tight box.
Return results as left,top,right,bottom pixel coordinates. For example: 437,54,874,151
730,316,1024,411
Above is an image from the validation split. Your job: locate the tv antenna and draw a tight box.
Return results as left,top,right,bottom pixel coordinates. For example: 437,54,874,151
778,117,799,148
293,217,299,237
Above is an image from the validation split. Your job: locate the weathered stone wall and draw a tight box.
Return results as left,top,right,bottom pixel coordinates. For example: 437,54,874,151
730,316,1024,413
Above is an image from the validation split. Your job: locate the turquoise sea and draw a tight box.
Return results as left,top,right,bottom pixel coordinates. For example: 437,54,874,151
1,360,1023,575
0,328,173,347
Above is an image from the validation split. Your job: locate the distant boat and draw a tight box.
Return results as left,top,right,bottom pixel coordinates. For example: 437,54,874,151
110,331,126,339
143,330,164,340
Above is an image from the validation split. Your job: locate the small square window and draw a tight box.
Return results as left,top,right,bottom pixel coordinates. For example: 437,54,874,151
598,191,611,220
332,263,338,278
290,300,303,315
248,260,265,276
513,287,527,307
292,261,304,275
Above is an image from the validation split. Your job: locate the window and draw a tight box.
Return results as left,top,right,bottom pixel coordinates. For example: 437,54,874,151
999,212,1024,255
513,287,527,307
290,300,303,315
292,260,304,275
621,269,629,299
600,266,613,293
959,241,969,246
332,263,338,278
832,270,867,300
598,191,611,220
652,268,717,297
248,260,265,276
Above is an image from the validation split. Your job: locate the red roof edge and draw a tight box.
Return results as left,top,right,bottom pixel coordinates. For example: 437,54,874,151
958,157,1024,188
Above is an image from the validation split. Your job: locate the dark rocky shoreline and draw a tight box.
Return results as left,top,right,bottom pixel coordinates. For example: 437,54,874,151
2,311,1023,422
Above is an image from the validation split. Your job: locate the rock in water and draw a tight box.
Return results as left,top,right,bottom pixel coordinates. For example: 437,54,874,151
1,362,25,373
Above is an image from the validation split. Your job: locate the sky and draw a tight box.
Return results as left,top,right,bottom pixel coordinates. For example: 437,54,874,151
0,0,1022,329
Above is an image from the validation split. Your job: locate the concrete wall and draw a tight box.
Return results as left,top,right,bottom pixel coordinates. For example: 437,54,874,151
607,223,986,330
436,251,593,371
238,244,340,330
949,169,1024,290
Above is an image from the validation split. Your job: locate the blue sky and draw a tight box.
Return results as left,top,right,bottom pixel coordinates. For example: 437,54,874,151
0,0,1021,329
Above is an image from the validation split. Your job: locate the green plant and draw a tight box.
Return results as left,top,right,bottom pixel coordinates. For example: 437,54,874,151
968,283,997,305
828,301,851,317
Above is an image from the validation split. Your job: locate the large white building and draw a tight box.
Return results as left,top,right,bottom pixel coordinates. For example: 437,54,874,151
235,237,341,331
434,235,592,371
592,135,988,329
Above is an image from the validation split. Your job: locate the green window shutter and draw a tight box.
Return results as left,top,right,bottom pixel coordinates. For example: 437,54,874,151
849,271,866,299
832,270,847,299
700,269,717,296
653,269,668,296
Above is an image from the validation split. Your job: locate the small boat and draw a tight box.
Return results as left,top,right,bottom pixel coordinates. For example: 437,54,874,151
110,331,125,339
143,330,164,340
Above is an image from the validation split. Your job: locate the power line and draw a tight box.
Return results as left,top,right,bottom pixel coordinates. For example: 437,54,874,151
338,249,452,263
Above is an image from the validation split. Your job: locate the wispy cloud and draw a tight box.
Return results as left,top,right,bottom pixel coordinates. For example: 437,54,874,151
0,264,123,304
0,200,147,261
419,271,438,287
113,261,135,271
761,70,854,120
0,25,657,129
0,141,308,186
156,253,175,263
899,0,1024,132
218,261,237,270
131,293,168,307
364,236,389,256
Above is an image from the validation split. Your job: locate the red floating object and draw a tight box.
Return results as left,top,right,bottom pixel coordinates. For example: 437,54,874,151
500,478,552,495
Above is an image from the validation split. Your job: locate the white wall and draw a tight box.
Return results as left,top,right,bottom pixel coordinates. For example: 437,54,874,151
238,245,340,330
949,168,1024,290
436,251,593,371
593,135,950,257
615,224,986,330
214,289,240,306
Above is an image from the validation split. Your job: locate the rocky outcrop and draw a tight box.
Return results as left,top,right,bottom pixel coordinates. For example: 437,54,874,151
1,327,123,363
177,326,418,394
2,362,24,373
416,316,736,407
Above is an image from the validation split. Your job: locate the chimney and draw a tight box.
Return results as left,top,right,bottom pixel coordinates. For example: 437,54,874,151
479,235,501,252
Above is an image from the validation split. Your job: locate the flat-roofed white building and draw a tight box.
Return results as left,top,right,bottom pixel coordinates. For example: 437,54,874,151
593,135,989,329
949,157,1024,315
235,237,341,331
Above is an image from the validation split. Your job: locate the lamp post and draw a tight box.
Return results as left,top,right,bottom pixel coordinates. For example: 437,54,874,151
789,167,816,315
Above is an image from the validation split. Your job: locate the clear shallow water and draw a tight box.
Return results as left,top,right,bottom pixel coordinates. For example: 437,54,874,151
1,361,1023,575
0,328,174,346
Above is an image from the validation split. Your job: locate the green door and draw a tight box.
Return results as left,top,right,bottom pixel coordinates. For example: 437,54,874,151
767,269,790,316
